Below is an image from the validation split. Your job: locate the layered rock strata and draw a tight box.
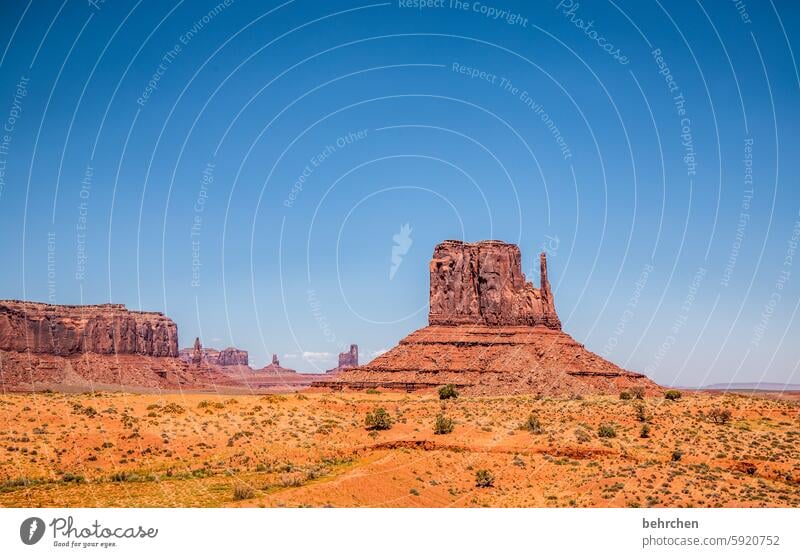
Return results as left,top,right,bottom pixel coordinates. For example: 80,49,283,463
328,241,659,396
0,300,178,357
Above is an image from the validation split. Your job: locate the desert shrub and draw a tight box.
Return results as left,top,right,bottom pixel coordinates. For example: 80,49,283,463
664,390,682,401
475,469,495,488
161,402,185,414
631,386,645,400
619,391,632,400
671,449,684,462
433,414,454,435
365,407,392,430
640,424,651,438
635,404,648,422
439,384,459,400
522,413,543,434
110,471,138,482
233,485,255,500
365,389,380,394
707,407,732,425
597,424,617,438
62,473,85,484
574,427,591,443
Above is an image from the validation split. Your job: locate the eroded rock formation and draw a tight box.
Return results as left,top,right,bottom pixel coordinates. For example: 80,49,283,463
429,240,560,328
326,344,358,374
0,300,178,357
329,241,659,396
178,338,249,367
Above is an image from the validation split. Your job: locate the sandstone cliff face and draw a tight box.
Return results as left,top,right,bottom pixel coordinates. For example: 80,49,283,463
0,300,178,357
429,240,560,329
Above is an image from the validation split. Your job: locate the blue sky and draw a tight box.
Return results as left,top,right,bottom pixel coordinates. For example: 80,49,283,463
0,0,798,385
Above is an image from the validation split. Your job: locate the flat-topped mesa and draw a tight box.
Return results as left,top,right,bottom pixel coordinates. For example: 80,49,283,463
0,300,178,357
428,240,561,329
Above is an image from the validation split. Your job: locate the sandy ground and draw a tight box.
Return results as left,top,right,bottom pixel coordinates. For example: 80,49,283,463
0,390,798,507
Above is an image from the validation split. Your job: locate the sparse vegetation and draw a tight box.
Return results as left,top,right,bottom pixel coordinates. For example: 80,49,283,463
438,384,459,400
365,407,392,431
0,390,797,508
522,413,543,434
707,407,732,425
433,414,454,435
233,485,255,500
619,391,632,400
597,424,617,438
475,469,495,488
664,390,682,401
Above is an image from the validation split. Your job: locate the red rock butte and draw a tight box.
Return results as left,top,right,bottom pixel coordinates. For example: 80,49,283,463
329,240,659,396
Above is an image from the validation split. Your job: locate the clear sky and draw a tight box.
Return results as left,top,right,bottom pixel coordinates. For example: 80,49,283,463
0,0,798,386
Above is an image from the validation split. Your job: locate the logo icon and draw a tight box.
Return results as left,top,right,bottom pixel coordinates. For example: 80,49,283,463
20,517,45,545
390,223,413,280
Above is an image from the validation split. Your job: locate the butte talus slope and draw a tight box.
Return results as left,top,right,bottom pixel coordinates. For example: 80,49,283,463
333,240,659,396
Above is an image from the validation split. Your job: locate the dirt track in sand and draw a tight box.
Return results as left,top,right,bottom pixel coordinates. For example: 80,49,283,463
0,390,798,507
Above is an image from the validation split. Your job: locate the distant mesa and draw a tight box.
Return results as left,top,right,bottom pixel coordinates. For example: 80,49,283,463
325,344,358,374
328,240,660,396
178,337,249,367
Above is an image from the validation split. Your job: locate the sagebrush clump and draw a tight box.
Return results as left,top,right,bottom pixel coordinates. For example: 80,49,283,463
365,407,392,430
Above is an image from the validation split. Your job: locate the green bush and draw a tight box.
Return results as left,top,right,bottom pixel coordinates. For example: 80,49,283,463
438,384,459,400
522,413,543,434
365,407,392,430
597,424,617,438
619,391,632,400
635,404,648,422
433,414,454,435
475,469,495,488
664,390,682,401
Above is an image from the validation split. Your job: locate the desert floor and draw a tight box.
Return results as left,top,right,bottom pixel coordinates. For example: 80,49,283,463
0,390,798,507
